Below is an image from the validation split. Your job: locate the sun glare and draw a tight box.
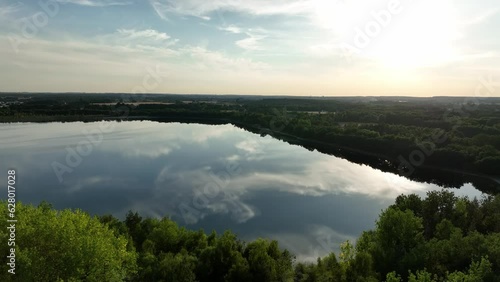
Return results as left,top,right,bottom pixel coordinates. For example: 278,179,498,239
368,0,460,69
313,0,358,36
314,0,460,70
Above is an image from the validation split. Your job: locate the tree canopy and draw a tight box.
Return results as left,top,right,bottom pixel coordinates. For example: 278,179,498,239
1,189,499,281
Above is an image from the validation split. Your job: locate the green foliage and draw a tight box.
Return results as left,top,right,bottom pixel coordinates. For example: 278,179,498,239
158,250,197,282
407,269,436,282
446,257,495,282
2,190,499,281
386,271,402,282
0,202,137,282
294,253,342,282
373,208,424,277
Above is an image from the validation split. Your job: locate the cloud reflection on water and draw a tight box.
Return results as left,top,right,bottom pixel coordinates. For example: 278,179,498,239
0,121,481,261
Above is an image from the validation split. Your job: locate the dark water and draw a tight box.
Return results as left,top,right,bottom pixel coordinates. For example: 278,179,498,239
0,121,483,261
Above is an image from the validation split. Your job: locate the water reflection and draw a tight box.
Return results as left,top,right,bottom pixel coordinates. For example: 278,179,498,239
0,121,485,261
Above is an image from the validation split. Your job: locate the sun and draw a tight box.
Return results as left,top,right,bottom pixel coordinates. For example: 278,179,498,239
312,0,461,70
366,0,461,69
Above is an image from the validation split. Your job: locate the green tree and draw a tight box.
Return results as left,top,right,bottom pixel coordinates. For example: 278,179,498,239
385,271,402,282
158,250,197,282
196,231,247,282
0,202,137,282
446,257,495,282
392,194,423,217
374,208,424,277
422,191,457,239
408,269,437,282
244,238,294,282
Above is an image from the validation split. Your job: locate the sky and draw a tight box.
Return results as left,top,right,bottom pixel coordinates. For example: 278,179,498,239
0,0,499,96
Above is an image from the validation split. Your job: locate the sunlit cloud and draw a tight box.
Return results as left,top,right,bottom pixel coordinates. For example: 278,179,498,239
0,0,497,95
236,34,266,51
181,45,270,72
117,29,171,41
149,0,311,20
219,24,269,51
56,0,133,7
218,24,243,34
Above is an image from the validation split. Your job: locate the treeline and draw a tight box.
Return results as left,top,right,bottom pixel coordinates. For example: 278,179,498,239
295,190,500,281
1,190,500,281
2,95,500,188
234,103,500,178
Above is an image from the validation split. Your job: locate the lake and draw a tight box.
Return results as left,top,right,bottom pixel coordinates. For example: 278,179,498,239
0,121,483,261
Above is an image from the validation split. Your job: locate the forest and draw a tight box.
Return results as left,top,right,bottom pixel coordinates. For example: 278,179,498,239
1,93,499,192
1,190,500,281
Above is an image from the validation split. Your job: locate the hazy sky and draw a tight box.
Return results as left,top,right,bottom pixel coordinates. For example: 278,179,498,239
0,0,498,96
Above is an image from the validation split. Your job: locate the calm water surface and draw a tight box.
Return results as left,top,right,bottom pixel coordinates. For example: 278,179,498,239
0,121,483,261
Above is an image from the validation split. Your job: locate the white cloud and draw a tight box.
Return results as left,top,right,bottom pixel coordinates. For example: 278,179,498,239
219,25,269,51
236,28,268,51
182,45,270,72
236,36,261,51
96,28,179,50
55,0,132,6
0,28,275,93
0,2,25,25
149,0,312,20
0,32,179,92
151,164,259,224
117,29,171,41
219,25,242,34
210,155,434,199
2,0,495,96
0,3,22,17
